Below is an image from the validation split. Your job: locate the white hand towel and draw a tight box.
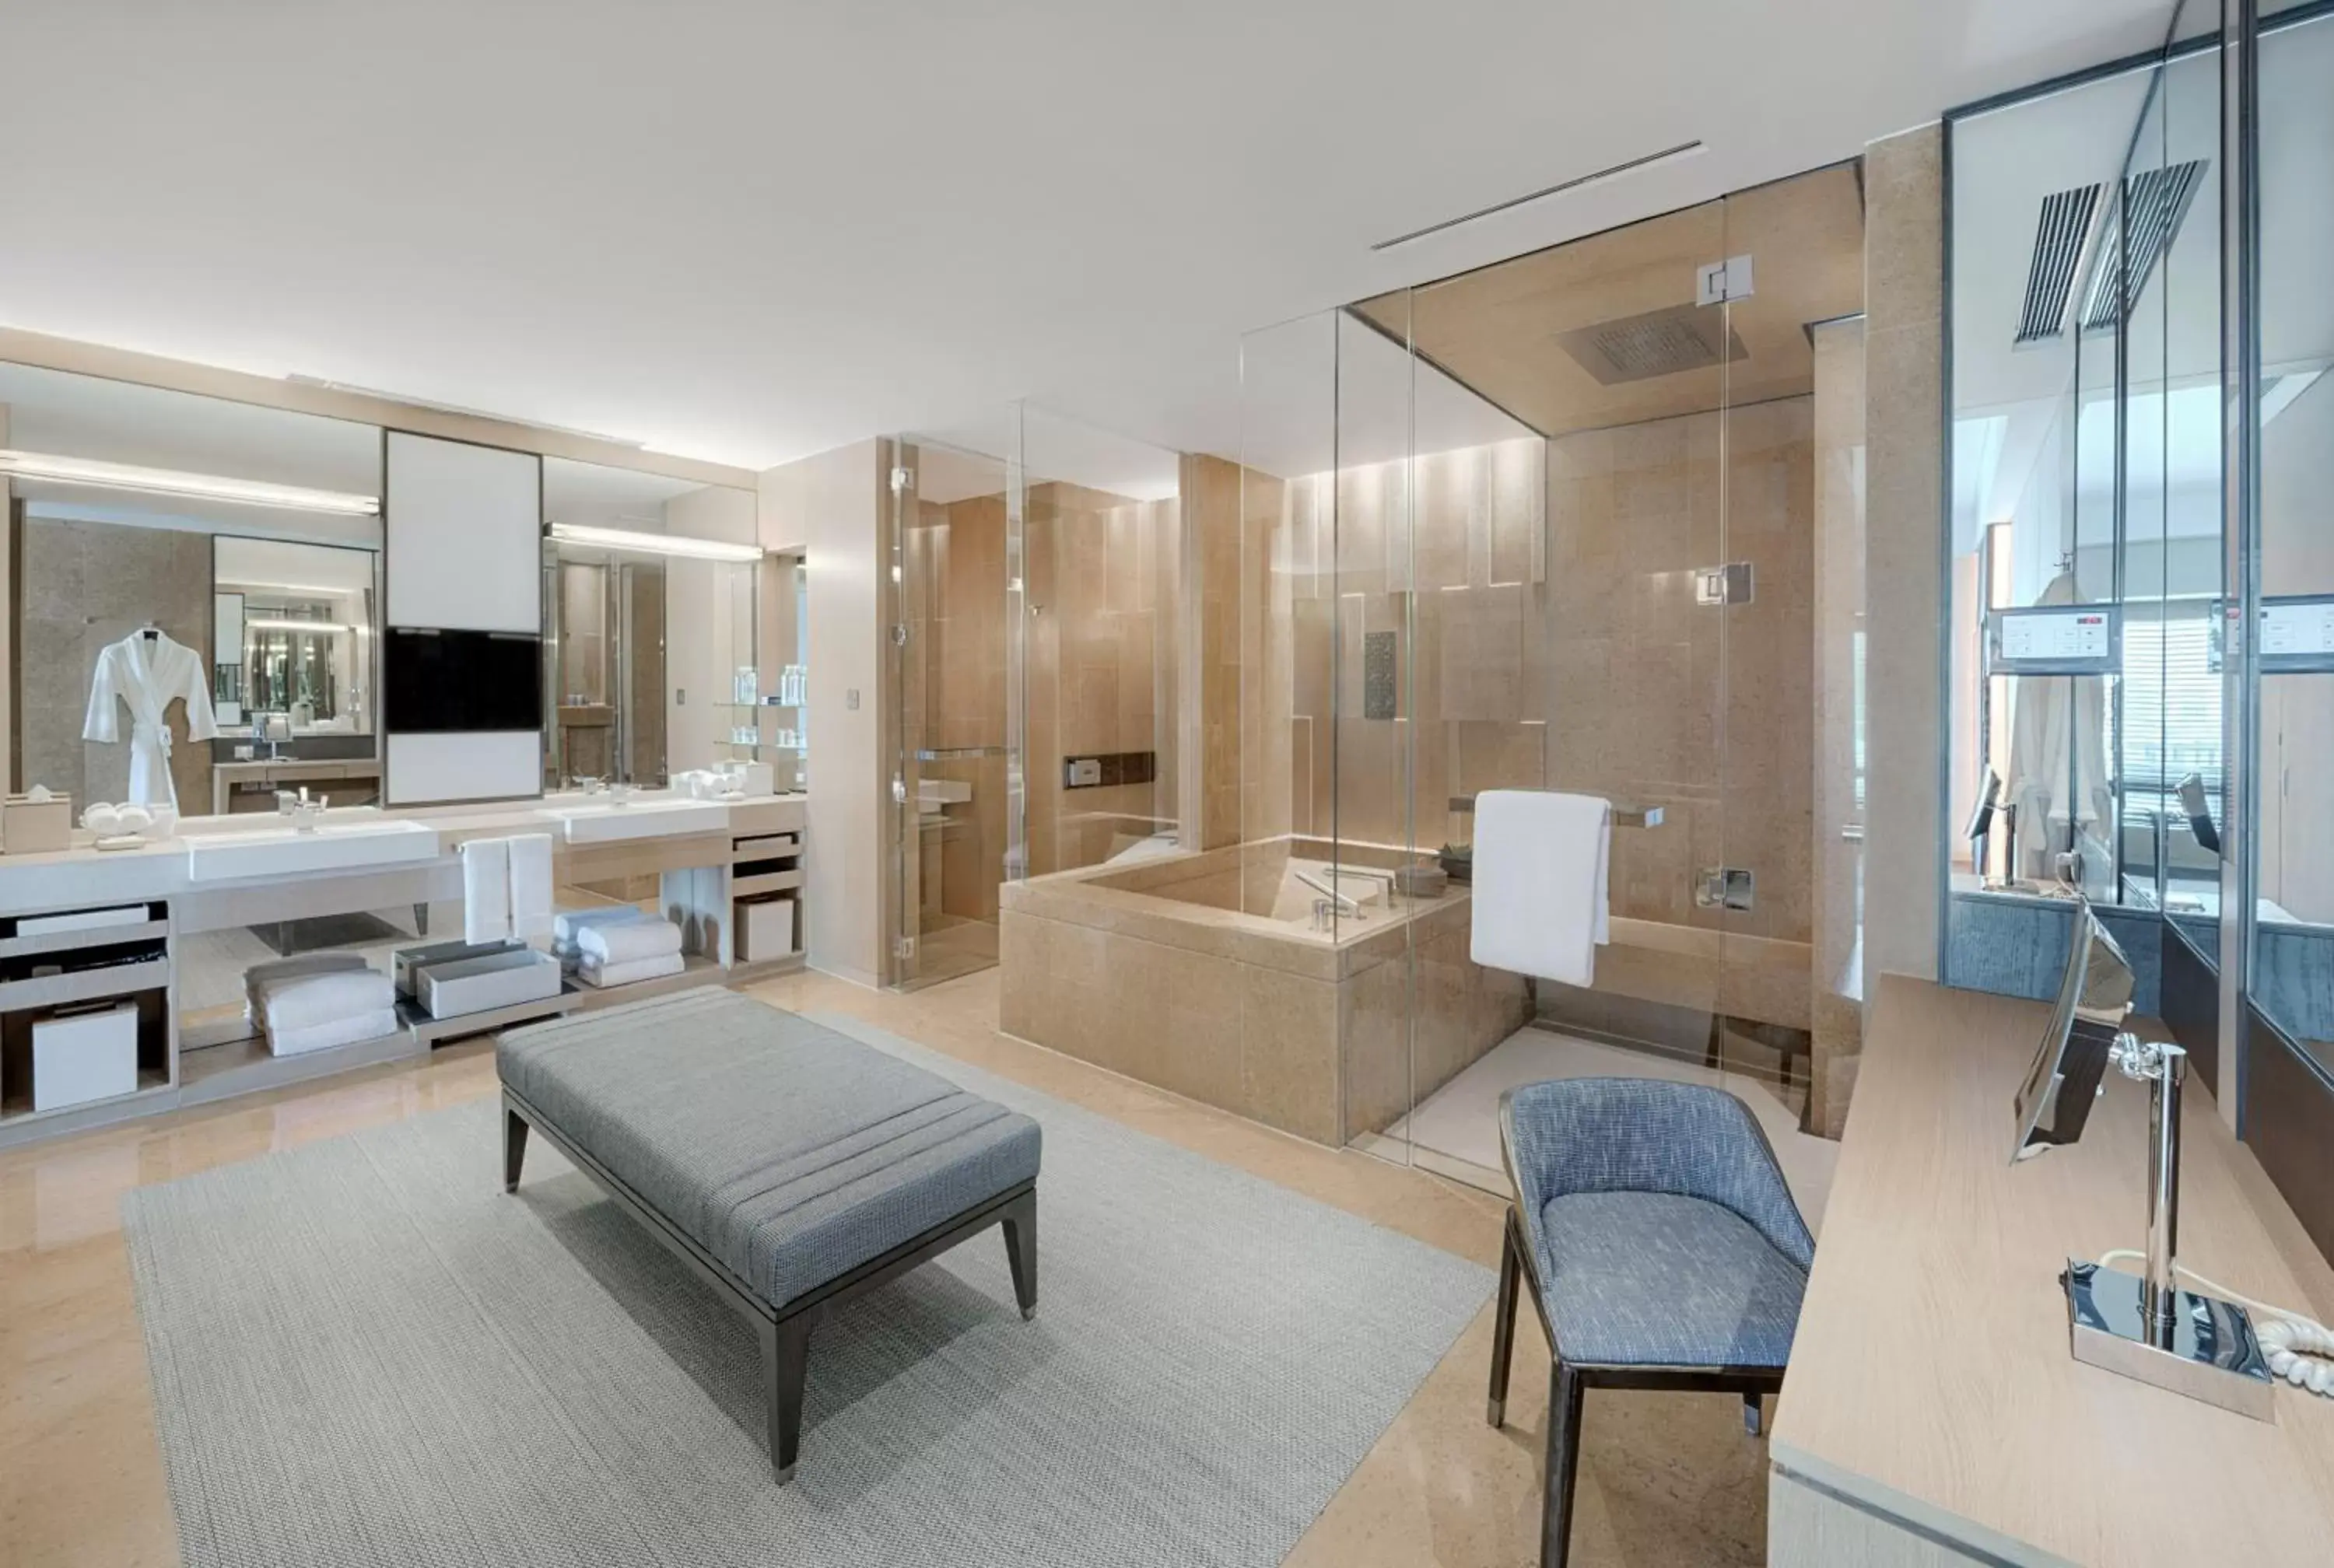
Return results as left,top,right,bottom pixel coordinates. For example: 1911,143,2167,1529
578,951,687,989
244,953,370,1015
268,1007,401,1057
506,833,555,941
461,837,511,944
552,905,655,946
258,968,395,1034
1469,789,1610,988
577,919,683,964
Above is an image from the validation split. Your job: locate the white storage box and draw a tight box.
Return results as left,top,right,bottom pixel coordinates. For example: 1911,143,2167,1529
738,897,796,962
393,938,524,999
417,948,563,1020
33,1002,141,1111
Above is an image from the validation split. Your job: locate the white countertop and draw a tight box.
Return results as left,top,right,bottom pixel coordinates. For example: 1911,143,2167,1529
0,790,805,916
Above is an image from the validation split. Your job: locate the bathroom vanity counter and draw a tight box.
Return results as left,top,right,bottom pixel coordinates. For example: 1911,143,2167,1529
0,792,807,915
1769,976,2334,1566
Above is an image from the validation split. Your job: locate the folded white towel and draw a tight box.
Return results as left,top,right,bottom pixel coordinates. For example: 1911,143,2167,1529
577,919,682,964
244,953,370,1013
461,838,511,944
1469,789,1610,988
507,833,555,941
552,905,656,946
268,1007,401,1057
577,951,686,989
260,968,396,1034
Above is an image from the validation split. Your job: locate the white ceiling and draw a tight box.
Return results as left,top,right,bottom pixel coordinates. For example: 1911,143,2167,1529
0,0,2176,472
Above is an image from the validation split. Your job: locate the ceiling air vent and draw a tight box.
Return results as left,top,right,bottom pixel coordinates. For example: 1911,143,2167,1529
1555,302,1748,386
2016,184,2104,345
2077,159,2209,333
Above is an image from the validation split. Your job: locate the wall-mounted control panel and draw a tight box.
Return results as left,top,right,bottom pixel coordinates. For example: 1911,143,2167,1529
1988,603,2120,677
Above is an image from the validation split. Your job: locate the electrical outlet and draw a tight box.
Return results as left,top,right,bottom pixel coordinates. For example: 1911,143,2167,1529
846,688,860,711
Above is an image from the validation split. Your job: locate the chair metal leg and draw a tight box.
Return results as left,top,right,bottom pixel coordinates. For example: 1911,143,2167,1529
1488,1212,1522,1426
764,1314,812,1484
1743,1391,1763,1437
1542,1360,1585,1568
1001,1190,1039,1321
502,1108,529,1192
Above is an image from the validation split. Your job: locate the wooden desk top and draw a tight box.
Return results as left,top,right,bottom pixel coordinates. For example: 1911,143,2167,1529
1772,975,2334,1566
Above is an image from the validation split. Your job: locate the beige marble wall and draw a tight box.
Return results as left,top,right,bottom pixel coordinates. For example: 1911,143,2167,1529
1811,317,1869,1136
1545,401,1815,947
1026,481,1178,875
1861,124,1946,988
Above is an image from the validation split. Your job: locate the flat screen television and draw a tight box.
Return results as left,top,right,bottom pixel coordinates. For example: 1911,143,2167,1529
384,628,542,733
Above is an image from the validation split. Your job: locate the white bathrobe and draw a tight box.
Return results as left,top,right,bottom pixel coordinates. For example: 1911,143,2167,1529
82,629,219,809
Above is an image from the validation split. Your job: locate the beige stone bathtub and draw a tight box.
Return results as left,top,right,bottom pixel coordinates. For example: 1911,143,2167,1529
999,835,1814,1146
999,837,1529,1146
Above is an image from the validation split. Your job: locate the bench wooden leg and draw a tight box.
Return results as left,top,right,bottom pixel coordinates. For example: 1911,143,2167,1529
764,1314,812,1484
1001,1190,1038,1321
1488,1209,1522,1426
503,1106,529,1193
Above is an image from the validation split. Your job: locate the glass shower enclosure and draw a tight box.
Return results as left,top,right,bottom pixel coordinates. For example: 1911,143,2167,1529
1239,166,1868,1185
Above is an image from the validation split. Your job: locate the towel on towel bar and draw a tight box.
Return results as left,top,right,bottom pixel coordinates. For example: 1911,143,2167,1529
256,968,396,1035
461,838,511,944
576,919,683,964
268,1007,401,1057
1469,789,1610,988
576,951,686,989
507,834,555,941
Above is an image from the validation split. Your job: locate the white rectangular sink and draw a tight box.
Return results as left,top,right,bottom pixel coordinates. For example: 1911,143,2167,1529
538,800,731,844
184,819,441,883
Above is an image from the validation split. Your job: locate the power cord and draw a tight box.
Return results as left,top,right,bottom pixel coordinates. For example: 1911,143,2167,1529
2095,1249,2334,1396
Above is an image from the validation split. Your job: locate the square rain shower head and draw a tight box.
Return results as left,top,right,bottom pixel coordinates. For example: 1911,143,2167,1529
1554,302,1749,386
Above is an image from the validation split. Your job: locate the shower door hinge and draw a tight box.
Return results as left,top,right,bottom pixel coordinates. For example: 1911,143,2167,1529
1694,866,1755,911
1695,562,1754,606
890,465,913,495
891,622,909,646
1696,253,1755,306
894,936,918,961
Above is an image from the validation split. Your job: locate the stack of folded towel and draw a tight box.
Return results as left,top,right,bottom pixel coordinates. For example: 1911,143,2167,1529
244,955,398,1056
552,907,657,974
567,910,686,989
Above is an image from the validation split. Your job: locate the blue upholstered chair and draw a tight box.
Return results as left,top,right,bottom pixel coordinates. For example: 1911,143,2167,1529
1489,1077,1815,1568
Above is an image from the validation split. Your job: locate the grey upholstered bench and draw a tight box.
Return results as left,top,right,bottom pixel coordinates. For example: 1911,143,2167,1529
496,988,1042,1482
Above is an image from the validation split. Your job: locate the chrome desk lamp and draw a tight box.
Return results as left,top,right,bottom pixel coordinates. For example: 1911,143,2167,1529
2010,899,2274,1419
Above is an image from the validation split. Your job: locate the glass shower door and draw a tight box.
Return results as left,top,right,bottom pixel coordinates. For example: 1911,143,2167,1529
888,436,1012,989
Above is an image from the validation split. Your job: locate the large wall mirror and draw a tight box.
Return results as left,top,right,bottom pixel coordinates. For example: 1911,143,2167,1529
2,361,382,817
539,457,760,793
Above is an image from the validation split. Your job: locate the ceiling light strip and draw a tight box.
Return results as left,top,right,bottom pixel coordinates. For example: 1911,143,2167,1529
0,449,381,516
1370,141,1707,251
547,522,762,562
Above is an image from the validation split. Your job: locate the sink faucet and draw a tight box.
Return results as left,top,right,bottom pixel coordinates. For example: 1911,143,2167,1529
277,786,329,833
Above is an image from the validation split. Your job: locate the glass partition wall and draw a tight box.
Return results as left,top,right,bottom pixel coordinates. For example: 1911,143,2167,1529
1943,0,2334,1258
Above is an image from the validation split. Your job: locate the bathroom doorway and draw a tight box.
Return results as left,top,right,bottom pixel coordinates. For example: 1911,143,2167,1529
1239,163,1866,1207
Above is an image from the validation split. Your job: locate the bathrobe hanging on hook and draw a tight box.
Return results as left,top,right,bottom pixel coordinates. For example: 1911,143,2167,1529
82,628,219,809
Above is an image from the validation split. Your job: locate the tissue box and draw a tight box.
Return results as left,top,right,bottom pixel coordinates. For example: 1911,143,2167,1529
2,794,73,855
